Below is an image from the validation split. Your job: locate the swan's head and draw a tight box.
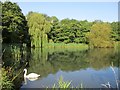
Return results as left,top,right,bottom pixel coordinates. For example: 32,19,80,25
24,68,27,72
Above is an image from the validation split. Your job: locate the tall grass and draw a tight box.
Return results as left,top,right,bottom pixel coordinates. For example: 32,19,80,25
46,76,83,89
47,43,88,48
51,76,71,88
58,76,71,88
45,43,88,53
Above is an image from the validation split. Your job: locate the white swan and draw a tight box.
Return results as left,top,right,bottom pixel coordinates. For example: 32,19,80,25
23,69,40,81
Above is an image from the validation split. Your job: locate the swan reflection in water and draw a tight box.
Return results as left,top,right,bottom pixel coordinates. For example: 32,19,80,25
23,68,40,84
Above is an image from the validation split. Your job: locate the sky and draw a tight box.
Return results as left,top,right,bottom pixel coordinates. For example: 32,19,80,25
17,2,118,22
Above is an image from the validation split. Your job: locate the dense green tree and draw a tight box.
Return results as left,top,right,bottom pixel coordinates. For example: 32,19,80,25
47,16,59,43
2,1,30,45
49,19,91,44
79,20,92,44
88,23,113,48
56,18,73,43
27,12,51,48
49,18,71,43
111,22,120,41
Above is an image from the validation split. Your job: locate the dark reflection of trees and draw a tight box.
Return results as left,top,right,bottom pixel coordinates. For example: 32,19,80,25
2,44,30,69
27,48,119,78
48,50,89,71
86,48,119,70
2,44,31,89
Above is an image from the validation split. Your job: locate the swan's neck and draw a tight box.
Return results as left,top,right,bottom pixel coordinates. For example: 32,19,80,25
24,70,27,77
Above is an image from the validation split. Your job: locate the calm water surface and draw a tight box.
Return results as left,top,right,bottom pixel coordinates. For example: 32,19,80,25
2,44,120,88
21,48,119,88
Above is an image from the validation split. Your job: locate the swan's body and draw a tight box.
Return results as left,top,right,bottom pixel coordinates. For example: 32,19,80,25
24,69,40,80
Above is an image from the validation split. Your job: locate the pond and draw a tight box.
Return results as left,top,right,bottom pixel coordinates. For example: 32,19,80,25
2,44,120,89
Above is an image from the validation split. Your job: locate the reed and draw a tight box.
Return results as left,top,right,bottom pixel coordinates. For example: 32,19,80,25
101,62,119,89
51,76,84,89
110,63,119,89
51,76,71,88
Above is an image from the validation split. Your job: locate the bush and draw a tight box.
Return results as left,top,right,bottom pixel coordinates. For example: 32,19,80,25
0,68,13,90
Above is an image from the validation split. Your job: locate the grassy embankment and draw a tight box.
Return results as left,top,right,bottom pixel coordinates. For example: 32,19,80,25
45,43,89,51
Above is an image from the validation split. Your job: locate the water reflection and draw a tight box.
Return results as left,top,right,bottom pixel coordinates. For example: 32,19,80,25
24,77,27,85
2,44,120,88
21,48,119,88
27,48,119,73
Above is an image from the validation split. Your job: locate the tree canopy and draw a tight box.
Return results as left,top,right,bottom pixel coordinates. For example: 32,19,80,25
1,1,119,48
88,22,114,48
2,1,30,45
48,19,91,44
27,12,51,47
111,22,120,41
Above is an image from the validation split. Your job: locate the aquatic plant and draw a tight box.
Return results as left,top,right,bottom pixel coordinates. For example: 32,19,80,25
51,76,84,89
110,66,119,89
50,76,71,89
101,62,119,89
58,76,72,88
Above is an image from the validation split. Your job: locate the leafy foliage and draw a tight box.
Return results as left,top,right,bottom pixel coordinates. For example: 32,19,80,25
2,1,30,45
27,12,51,47
88,22,114,48
0,68,13,90
49,19,91,44
111,22,120,41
